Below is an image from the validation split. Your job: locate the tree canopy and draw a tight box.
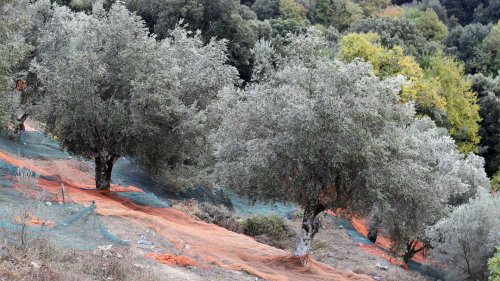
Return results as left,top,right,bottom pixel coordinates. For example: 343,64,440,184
445,23,491,74
0,0,32,130
213,31,483,257
339,33,481,153
350,16,439,62
472,20,500,76
2,0,500,278
33,2,238,190
471,73,500,177
428,189,500,281
125,0,270,81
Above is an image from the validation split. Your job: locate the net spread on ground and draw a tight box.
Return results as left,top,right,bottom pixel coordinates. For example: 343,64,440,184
0,131,443,280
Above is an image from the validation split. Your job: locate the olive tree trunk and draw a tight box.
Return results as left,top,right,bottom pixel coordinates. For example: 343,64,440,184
367,215,381,243
15,112,29,133
402,240,426,264
293,201,326,257
95,150,116,190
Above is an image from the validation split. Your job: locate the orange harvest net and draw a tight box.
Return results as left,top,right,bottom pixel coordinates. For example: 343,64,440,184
0,150,372,281
326,210,428,268
145,253,202,267
14,212,55,227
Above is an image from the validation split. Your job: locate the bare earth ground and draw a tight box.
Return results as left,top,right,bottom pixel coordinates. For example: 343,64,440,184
0,206,431,281
100,216,259,281
0,216,258,281
286,217,429,281
99,212,430,281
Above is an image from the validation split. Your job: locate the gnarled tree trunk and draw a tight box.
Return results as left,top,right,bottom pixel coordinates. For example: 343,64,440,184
294,201,326,257
367,215,381,243
402,240,426,264
95,150,116,190
15,112,29,133
367,204,381,242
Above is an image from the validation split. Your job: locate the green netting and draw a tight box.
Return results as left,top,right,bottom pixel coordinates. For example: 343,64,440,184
0,131,69,159
229,195,297,218
0,162,128,250
324,214,447,280
0,191,128,250
49,202,128,249
116,191,170,208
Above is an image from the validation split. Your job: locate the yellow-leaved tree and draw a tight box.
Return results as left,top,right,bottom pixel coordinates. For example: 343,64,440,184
339,33,480,153
425,55,481,153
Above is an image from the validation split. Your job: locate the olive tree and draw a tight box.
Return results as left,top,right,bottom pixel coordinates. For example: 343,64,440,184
213,30,477,257
379,146,490,263
427,190,500,281
32,3,238,189
0,0,32,130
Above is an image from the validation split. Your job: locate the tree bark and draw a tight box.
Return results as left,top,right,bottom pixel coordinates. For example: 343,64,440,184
293,201,325,257
95,150,116,190
15,112,29,133
367,223,379,243
367,215,381,243
402,240,425,264
402,248,413,265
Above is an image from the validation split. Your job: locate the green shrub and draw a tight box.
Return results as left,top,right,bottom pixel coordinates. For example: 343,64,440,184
489,247,500,281
492,171,500,192
242,215,295,248
312,240,329,251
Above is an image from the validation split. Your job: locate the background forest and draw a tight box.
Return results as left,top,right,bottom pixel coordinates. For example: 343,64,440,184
1,0,500,280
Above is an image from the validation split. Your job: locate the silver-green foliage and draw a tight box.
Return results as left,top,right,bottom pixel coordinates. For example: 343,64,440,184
32,2,238,189
427,190,500,281
214,53,411,212
213,29,488,256
378,144,490,255
215,29,463,213
0,0,32,130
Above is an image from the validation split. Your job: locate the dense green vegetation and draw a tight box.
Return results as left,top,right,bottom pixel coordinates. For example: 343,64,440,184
489,247,500,281
1,0,499,280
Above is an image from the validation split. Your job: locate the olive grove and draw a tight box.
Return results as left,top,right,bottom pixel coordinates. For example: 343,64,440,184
1,0,499,279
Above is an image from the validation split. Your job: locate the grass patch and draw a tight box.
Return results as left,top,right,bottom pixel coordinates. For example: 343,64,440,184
312,240,329,251
242,215,295,249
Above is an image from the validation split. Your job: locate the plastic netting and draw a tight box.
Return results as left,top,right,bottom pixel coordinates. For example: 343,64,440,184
1,157,371,280
0,160,127,250
329,215,374,245
0,132,285,214
115,191,170,208
0,129,442,280
49,202,128,249
0,132,69,159
324,213,446,280
109,158,230,206
229,195,297,218
1,131,230,206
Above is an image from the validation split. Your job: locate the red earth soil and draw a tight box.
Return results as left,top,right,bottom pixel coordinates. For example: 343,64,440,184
0,150,372,281
326,210,428,268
